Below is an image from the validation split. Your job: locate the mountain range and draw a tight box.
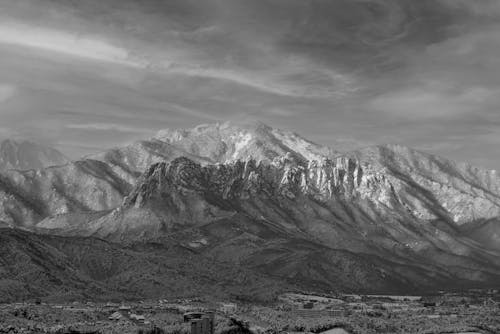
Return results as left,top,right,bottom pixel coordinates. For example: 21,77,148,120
0,139,69,171
1,121,500,302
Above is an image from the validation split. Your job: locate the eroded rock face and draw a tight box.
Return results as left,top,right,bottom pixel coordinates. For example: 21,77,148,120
125,154,500,228
109,155,500,260
125,156,379,208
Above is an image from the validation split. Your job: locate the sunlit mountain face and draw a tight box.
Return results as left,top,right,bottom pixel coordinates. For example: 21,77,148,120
0,1,500,169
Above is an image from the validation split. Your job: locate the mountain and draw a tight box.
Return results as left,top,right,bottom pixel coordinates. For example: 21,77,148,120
0,159,130,227
0,122,335,227
154,121,339,163
90,121,338,183
459,218,500,252
39,153,500,292
0,139,69,171
0,228,288,303
2,122,500,297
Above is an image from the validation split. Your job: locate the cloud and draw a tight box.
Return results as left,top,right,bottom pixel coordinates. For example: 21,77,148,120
0,21,354,98
65,123,154,134
370,85,500,119
439,0,500,16
0,84,16,102
164,63,355,98
0,22,138,66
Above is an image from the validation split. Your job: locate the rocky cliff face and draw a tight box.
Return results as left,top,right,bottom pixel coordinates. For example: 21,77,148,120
123,151,500,229
124,155,391,208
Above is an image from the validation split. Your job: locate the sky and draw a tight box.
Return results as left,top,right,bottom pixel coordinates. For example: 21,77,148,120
1,1,500,169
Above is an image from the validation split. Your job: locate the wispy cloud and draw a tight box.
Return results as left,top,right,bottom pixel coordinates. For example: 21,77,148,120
370,85,499,119
0,22,138,67
165,64,354,98
0,21,354,99
65,123,154,134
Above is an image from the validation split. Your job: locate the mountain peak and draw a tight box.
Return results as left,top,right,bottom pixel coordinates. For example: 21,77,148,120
154,121,339,164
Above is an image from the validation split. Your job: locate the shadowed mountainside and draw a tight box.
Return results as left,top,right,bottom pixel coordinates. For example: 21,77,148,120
0,228,290,303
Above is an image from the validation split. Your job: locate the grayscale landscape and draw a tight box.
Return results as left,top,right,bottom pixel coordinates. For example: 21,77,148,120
0,1,499,333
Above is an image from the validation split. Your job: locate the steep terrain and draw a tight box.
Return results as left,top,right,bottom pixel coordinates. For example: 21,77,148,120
0,139,69,171
1,122,500,296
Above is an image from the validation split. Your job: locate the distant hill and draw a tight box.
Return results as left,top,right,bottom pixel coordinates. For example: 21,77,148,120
0,228,290,303
0,139,69,171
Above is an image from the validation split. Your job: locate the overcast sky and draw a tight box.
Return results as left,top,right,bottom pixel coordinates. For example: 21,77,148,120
1,0,500,168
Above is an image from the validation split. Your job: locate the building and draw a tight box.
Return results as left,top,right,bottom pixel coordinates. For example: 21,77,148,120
381,303,409,312
119,305,132,311
130,314,146,324
109,312,123,321
184,312,204,322
105,302,119,309
303,302,314,309
219,302,237,314
291,308,344,318
190,312,214,334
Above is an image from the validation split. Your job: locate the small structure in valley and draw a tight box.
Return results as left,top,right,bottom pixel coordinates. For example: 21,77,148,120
130,313,146,324
219,302,237,314
109,311,123,321
190,312,215,334
184,311,205,322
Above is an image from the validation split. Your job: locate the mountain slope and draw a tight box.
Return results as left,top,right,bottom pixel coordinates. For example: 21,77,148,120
352,144,500,224
0,139,69,171
0,160,130,227
88,139,213,184
0,228,290,303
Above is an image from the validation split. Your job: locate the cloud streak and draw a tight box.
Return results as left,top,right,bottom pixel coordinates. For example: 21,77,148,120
0,22,138,66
